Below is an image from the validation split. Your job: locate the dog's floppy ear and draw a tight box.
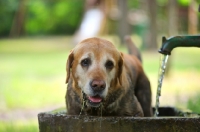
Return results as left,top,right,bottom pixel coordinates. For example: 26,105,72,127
118,52,124,85
66,50,74,84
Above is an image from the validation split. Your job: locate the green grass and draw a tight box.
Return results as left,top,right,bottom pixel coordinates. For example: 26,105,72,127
0,37,73,110
0,36,72,131
1,52,67,109
0,120,38,132
1,36,200,131
187,94,200,113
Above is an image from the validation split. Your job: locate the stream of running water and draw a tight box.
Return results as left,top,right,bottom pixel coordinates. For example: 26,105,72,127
154,55,169,117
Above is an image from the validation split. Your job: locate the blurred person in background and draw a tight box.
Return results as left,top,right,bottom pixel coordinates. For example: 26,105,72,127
73,0,105,44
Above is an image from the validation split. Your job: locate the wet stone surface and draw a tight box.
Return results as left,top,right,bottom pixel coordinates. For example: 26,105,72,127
38,107,200,132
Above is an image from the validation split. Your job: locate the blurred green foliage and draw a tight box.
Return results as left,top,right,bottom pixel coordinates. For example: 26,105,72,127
25,0,84,35
0,0,194,37
0,0,18,36
178,0,191,6
0,0,84,36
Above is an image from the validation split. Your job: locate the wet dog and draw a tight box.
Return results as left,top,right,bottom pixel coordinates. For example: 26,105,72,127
65,37,152,117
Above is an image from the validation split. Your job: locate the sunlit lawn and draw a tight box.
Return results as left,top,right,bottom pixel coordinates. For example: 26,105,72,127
0,36,72,132
1,36,200,131
0,37,72,109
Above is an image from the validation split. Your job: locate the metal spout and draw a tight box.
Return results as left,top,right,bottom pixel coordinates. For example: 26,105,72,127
158,36,200,55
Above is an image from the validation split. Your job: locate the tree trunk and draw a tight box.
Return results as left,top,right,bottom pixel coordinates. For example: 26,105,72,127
10,0,26,37
188,0,198,34
168,0,178,36
117,0,131,44
165,0,178,76
146,0,157,50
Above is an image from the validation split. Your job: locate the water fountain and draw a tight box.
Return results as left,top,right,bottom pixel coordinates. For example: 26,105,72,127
154,36,200,117
38,35,200,132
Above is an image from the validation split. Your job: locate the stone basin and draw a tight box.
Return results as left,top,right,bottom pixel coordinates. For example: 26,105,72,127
38,107,200,132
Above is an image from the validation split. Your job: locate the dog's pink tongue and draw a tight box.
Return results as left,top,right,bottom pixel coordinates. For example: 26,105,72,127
88,96,102,103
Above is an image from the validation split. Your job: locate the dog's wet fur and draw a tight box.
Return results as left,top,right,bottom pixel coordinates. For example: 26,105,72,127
65,37,152,117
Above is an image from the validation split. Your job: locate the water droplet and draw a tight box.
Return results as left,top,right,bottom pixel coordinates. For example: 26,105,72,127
79,91,86,117
99,103,103,132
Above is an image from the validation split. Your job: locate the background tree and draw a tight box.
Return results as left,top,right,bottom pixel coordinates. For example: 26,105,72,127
117,0,131,44
10,0,26,37
188,0,198,34
146,0,158,50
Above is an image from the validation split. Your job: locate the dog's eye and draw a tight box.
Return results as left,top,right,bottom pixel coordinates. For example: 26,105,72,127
81,58,91,67
105,60,114,69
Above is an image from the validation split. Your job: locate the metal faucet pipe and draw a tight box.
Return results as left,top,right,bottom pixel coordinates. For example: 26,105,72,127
158,36,200,55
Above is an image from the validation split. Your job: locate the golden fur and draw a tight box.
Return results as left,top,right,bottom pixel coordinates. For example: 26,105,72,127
66,37,152,117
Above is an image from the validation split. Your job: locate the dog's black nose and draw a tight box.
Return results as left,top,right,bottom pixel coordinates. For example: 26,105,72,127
90,80,106,91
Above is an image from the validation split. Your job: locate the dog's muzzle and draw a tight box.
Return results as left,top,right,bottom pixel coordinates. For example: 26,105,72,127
85,79,106,107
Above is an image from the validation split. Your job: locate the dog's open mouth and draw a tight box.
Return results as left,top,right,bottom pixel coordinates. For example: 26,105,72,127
87,95,103,107
88,95,102,103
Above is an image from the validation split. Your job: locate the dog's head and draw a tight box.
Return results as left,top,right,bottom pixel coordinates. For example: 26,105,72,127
66,37,123,107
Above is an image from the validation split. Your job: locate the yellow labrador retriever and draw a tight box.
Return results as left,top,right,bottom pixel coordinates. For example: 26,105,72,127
65,37,152,117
